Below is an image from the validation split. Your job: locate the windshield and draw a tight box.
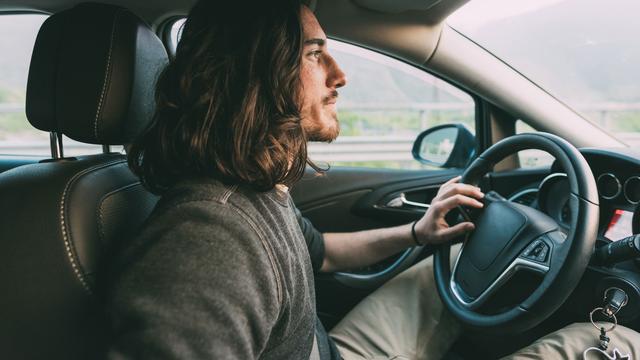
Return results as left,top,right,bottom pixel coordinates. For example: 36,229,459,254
448,0,640,147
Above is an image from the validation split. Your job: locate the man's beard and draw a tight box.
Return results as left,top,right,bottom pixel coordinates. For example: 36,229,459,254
306,115,340,142
304,90,340,142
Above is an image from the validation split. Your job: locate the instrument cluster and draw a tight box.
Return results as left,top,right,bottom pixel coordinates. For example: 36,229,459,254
535,148,640,241
597,173,640,204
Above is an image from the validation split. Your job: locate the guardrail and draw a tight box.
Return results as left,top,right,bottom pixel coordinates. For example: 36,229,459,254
4,134,640,162
308,136,415,162
3,103,640,161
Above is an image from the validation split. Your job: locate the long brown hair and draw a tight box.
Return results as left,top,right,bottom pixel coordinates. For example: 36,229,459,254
128,0,312,194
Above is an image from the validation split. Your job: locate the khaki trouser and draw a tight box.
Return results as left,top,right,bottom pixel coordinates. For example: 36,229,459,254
504,322,640,360
329,250,640,360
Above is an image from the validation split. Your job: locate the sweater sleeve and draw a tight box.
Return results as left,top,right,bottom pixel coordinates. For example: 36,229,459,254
106,201,281,359
292,203,325,273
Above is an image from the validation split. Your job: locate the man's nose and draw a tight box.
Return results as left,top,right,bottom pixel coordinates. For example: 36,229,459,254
327,55,347,89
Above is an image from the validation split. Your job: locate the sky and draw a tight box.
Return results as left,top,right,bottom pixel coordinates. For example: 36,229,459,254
448,0,567,30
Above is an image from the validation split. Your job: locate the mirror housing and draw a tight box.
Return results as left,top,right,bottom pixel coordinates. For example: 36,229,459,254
412,124,476,168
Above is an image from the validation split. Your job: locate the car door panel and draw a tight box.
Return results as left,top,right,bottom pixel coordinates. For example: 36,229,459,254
291,166,462,327
292,167,461,230
293,165,555,328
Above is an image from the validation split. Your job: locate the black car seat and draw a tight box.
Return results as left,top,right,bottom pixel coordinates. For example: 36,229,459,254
0,3,168,359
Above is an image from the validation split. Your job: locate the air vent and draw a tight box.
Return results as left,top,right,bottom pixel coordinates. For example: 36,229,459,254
509,189,538,208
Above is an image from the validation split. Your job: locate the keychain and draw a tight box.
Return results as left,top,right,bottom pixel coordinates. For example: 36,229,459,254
582,307,632,359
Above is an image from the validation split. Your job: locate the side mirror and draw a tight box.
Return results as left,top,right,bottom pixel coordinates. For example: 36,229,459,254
412,124,476,168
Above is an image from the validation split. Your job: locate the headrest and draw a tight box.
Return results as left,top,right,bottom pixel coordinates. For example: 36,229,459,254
26,3,169,145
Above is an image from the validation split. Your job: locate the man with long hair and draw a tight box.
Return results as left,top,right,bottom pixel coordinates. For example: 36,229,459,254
107,1,640,359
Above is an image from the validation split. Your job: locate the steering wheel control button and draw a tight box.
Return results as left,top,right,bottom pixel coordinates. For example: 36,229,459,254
521,239,550,263
536,245,549,262
522,240,541,257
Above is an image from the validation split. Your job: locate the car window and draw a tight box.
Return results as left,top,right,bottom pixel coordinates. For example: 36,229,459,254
167,20,476,170
449,0,640,148
168,18,185,54
515,120,554,168
313,40,476,170
0,13,114,157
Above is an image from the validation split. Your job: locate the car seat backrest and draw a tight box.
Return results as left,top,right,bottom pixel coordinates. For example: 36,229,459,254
27,2,168,145
0,3,168,359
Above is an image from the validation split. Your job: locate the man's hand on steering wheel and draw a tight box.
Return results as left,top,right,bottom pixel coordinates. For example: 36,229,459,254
414,176,485,245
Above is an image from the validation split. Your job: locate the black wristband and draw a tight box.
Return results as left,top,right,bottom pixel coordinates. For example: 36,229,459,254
411,220,421,246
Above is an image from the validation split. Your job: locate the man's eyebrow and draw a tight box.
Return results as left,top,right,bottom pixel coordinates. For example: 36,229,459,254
304,38,326,46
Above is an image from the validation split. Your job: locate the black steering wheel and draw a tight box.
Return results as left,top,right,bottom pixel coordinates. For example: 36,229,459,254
434,132,599,333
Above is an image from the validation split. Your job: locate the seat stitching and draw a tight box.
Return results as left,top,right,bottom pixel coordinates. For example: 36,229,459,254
94,10,119,141
97,182,144,246
60,158,127,294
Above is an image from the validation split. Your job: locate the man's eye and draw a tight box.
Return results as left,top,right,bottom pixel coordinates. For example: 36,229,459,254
310,50,322,59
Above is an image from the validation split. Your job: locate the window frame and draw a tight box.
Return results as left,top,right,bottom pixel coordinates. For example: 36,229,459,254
157,17,487,171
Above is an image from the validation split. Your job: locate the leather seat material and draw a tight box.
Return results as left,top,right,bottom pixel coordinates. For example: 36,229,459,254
26,3,168,144
0,156,119,358
60,154,159,291
25,12,63,132
1,3,169,358
0,154,158,293
0,156,159,360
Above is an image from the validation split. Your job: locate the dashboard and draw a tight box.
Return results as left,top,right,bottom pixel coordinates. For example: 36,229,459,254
508,147,640,324
343,146,640,327
512,147,640,243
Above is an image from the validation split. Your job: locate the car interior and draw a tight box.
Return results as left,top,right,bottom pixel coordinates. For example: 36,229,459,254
0,0,639,359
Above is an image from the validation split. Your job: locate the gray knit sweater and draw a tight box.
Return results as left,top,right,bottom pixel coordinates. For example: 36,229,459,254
107,178,339,359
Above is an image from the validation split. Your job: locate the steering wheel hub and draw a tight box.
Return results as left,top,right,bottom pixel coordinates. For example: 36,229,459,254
453,200,562,309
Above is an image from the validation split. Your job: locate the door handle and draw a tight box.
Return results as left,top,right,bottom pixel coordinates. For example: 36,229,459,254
386,193,430,209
